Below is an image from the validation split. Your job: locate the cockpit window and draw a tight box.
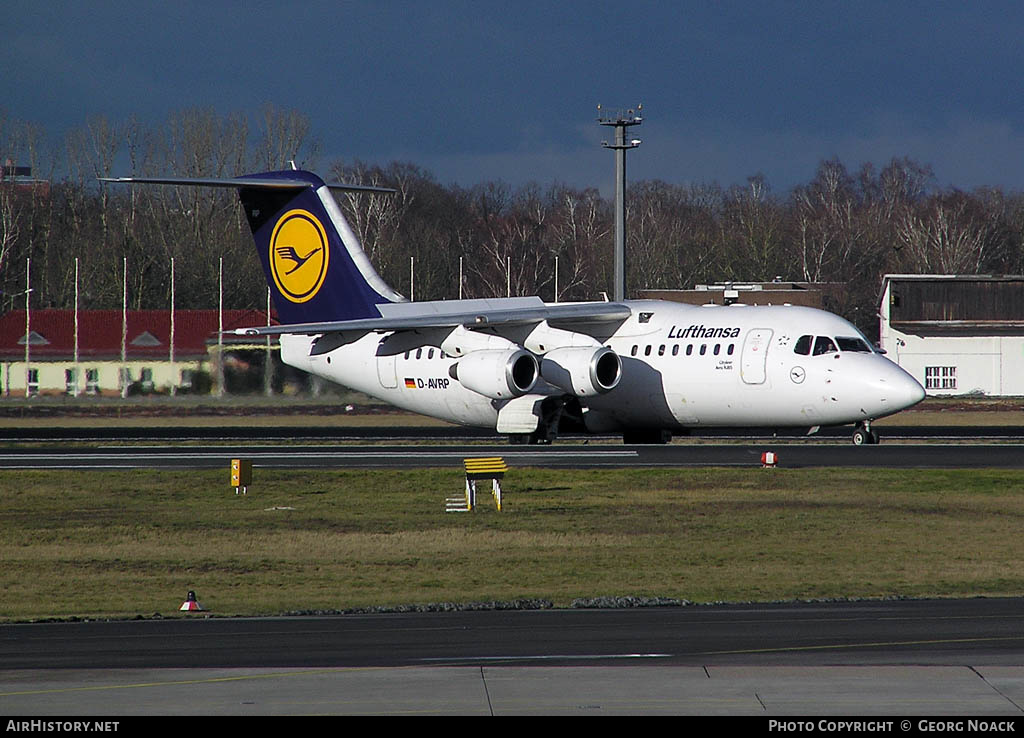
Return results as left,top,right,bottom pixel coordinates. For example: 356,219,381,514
812,336,838,355
794,335,812,355
836,336,872,353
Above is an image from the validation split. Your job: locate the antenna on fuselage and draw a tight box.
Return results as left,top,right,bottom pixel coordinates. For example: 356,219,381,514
598,103,642,302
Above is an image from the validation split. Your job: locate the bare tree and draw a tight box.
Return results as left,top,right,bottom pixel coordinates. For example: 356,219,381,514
548,185,609,300
719,174,786,281
897,191,993,274
0,115,53,308
624,180,721,294
329,160,414,273
254,104,320,171
792,159,870,283
467,183,551,298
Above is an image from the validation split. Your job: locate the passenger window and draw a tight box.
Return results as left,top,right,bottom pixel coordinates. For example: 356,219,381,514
794,335,812,355
672,345,679,356
727,344,735,356
658,345,665,356
644,345,652,356
813,336,838,356
686,344,693,356
699,344,707,356
416,348,423,359
404,351,410,360
713,344,720,356
428,348,435,359
631,345,638,357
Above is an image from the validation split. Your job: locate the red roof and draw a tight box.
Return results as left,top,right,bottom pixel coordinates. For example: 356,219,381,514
0,309,276,360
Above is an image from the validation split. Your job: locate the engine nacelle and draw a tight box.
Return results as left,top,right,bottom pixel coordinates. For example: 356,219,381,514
540,346,621,397
449,349,538,400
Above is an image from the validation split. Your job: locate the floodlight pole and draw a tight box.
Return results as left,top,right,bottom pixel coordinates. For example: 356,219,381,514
598,105,642,302
23,259,31,398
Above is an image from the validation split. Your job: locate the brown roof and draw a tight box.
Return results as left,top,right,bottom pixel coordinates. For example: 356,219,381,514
0,309,276,360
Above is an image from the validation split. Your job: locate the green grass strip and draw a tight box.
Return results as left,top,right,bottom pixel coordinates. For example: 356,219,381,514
2,467,1022,621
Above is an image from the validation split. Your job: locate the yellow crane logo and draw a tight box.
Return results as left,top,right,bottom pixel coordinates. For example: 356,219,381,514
269,209,330,303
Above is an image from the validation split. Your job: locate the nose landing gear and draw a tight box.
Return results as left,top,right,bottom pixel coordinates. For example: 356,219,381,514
852,421,880,445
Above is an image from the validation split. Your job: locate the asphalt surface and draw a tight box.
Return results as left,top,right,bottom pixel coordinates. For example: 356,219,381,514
1,423,1022,442
4,598,1024,670
2,423,1022,470
1,440,1022,469
4,599,1024,715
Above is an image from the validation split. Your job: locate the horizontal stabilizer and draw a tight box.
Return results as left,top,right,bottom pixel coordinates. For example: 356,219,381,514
99,175,396,194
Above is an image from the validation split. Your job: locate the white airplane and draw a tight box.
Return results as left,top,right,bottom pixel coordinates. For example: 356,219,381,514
102,169,925,445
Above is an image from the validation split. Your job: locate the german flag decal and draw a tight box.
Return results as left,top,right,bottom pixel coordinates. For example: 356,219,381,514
404,378,416,389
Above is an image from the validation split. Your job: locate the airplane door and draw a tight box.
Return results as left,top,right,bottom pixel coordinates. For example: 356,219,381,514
377,355,397,388
741,328,773,385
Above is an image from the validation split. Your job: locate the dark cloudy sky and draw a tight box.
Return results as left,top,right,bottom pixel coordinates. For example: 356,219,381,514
5,1,1024,194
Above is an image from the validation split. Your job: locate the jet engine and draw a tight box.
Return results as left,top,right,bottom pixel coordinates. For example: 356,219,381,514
540,346,621,397
449,349,539,400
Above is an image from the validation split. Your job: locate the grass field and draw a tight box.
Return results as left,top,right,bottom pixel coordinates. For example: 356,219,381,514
2,466,1022,622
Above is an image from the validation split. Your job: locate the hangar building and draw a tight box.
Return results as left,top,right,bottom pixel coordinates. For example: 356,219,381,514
878,274,1024,396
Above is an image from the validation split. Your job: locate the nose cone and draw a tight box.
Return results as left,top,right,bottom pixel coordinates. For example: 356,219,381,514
870,358,926,416
890,365,926,409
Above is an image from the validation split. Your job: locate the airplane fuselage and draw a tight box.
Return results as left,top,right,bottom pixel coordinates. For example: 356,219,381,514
104,169,925,444
282,299,925,435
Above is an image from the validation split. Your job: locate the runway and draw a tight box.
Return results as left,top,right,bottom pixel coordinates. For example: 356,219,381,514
6,598,1024,669
3,598,1024,715
1,441,1023,469
2,423,1023,443
1,421,1021,470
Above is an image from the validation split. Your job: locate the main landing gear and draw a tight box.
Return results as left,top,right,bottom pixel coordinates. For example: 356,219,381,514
507,396,565,445
852,421,880,446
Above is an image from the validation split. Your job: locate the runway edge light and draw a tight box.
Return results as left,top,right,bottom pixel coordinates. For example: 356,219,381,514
180,590,205,612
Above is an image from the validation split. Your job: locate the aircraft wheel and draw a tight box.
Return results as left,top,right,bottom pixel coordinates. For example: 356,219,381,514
530,430,553,445
852,427,875,446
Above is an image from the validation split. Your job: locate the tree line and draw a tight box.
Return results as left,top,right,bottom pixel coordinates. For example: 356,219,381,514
3,107,1024,340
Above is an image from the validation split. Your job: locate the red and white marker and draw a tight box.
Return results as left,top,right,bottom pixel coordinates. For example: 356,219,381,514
179,590,204,612
761,451,778,468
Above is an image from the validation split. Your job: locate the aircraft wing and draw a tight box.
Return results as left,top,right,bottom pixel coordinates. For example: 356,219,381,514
232,298,632,337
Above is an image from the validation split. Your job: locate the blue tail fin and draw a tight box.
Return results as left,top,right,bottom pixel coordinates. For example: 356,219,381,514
237,169,401,325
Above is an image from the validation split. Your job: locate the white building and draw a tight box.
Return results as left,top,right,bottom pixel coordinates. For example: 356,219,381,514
878,275,1024,396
